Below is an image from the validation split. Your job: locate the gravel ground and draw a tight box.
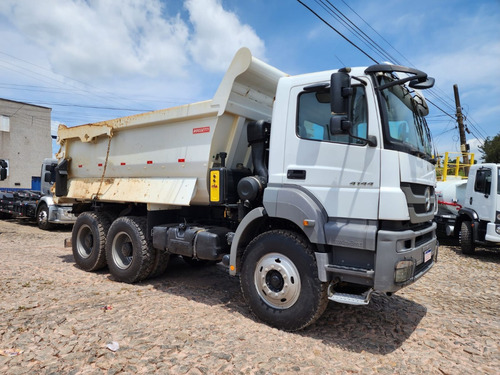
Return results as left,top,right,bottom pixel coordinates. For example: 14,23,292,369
0,219,499,374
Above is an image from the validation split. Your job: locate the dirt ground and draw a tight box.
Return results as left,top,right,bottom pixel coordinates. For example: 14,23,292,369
0,218,499,374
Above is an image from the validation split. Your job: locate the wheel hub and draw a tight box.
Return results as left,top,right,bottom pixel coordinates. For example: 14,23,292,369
254,253,301,309
266,270,284,292
38,210,48,222
76,225,93,258
112,232,134,270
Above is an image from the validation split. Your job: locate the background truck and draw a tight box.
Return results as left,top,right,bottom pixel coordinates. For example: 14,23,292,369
436,163,500,253
0,158,75,230
54,47,438,331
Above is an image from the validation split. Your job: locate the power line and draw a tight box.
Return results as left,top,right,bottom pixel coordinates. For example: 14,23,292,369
296,0,379,64
339,0,413,67
296,0,491,146
318,0,399,63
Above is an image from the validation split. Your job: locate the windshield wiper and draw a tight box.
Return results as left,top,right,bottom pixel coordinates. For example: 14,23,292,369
407,147,436,164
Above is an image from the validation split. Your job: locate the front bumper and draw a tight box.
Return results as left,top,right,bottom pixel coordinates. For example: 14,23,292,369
374,222,438,293
485,223,500,243
48,205,76,224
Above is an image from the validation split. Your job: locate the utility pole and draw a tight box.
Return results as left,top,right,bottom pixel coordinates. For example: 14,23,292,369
453,84,470,175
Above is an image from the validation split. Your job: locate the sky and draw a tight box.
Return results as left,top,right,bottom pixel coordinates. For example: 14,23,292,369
0,0,499,160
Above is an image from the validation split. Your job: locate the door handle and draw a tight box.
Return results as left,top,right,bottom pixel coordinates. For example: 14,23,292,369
469,197,473,205
287,169,306,180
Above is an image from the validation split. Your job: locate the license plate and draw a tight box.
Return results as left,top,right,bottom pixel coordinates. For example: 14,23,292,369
424,248,432,262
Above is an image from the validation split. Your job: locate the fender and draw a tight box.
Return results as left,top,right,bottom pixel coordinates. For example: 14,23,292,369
229,207,266,276
456,207,479,240
263,184,328,245
37,195,54,216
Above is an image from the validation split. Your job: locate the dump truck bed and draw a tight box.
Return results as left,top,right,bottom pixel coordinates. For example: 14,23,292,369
55,48,287,207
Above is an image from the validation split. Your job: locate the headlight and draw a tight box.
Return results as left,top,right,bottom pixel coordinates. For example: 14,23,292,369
394,260,415,283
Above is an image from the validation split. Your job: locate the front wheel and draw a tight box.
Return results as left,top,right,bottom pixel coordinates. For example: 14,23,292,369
240,230,328,331
37,203,53,231
460,221,475,254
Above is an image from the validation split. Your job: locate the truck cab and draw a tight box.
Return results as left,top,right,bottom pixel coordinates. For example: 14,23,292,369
457,163,500,252
36,158,75,230
257,65,437,298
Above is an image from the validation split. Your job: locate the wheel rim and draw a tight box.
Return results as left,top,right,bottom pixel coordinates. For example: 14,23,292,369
253,252,301,309
38,208,48,224
76,224,94,259
111,231,134,270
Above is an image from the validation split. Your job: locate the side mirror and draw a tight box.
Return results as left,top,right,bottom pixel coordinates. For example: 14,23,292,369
44,171,52,183
329,115,351,135
330,71,353,115
0,159,7,181
55,159,69,197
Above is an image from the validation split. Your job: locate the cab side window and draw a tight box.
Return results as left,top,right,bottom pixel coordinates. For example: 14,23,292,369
297,86,367,144
474,169,492,195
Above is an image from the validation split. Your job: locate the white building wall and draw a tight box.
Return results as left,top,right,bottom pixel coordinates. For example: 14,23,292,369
0,98,52,189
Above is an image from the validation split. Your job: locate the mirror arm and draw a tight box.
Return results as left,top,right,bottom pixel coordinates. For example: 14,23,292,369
348,133,377,147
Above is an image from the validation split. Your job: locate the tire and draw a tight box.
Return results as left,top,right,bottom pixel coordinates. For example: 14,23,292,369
149,248,170,279
106,216,154,283
72,211,111,271
460,221,475,254
36,203,54,231
240,230,328,331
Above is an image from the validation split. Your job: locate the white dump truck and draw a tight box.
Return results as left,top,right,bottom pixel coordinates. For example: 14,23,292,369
54,48,438,330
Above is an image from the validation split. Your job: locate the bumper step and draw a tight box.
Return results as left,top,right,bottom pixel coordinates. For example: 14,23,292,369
327,287,373,306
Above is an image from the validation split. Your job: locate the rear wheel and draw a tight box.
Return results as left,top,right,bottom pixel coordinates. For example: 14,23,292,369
72,212,111,271
36,203,54,231
240,230,328,331
106,216,154,283
148,248,170,278
460,221,475,254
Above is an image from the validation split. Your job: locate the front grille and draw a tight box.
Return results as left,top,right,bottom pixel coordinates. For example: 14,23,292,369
401,183,435,224
415,231,434,247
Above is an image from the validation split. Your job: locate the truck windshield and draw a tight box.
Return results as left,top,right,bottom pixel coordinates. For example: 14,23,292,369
378,76,433,161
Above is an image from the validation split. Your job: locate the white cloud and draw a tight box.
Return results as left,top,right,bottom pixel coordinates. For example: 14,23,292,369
185,0,266,71
467,138,484,162
0,0,190,81
0,0,266,81
0,0,267,128
50,120,61,137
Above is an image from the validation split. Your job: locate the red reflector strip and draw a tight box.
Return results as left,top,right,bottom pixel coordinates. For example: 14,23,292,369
78,165,83,168
120,162,126,166
178,159,185,163
147,161,153,164
98,163,103,167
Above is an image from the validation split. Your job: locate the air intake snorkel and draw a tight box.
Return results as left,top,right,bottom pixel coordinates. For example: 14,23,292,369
237,120,270,205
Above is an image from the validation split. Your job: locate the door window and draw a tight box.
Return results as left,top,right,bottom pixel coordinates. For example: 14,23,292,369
474,168,492,195
297,86,367,144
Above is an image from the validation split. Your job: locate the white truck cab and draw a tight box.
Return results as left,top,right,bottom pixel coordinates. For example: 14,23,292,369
457,163,500,252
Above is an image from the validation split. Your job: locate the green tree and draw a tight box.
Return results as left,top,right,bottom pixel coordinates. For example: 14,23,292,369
479,132,500,163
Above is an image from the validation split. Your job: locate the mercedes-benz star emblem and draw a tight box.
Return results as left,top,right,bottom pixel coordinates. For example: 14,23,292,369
424,187,431,212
